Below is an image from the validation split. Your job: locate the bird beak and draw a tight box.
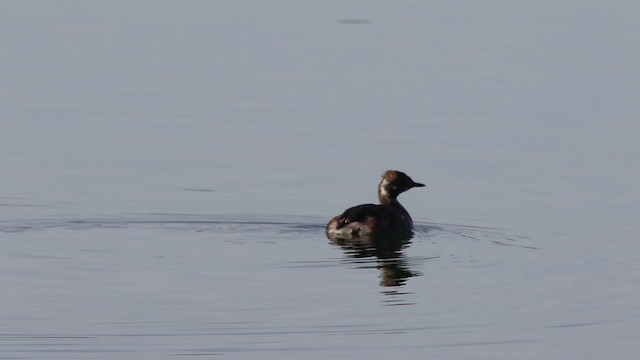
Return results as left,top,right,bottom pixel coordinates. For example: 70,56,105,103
412,182,426,188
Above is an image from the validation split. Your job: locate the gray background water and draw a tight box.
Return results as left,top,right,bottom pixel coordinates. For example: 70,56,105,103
1,1,639,359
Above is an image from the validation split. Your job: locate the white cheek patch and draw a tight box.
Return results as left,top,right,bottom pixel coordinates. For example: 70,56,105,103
379,178,390,197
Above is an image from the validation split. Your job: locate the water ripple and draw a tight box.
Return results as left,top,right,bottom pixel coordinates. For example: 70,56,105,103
1,214,536,251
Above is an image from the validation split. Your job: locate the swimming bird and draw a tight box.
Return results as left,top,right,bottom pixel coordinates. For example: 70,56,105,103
326,170,425,238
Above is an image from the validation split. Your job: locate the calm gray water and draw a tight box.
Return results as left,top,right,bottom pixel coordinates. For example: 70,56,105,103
1,1,639,359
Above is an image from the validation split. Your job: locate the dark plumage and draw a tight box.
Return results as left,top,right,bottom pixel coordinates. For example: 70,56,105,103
326,170,425,238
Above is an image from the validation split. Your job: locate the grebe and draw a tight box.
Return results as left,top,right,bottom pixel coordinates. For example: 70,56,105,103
326,170,425,238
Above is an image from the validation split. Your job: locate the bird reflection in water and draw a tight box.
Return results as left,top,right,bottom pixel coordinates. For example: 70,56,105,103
326,231,421,288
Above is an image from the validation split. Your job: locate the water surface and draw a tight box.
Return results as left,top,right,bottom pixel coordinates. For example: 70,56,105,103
1,1,639,359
